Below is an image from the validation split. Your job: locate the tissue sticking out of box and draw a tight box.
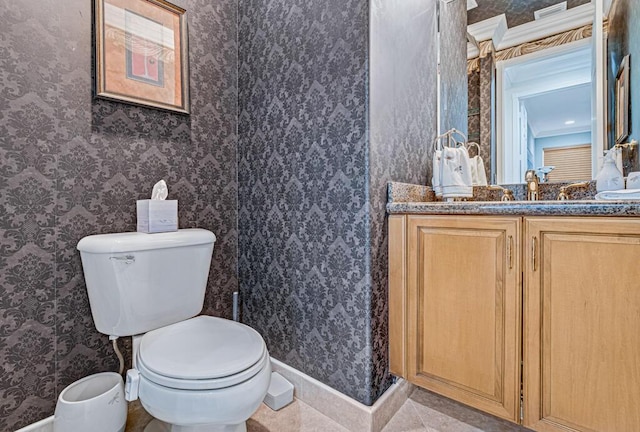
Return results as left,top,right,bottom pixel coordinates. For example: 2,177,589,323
151,180,169,200
137,180,178,233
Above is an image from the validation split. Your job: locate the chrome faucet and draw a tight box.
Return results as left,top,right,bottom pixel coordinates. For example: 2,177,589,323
525,170,540,201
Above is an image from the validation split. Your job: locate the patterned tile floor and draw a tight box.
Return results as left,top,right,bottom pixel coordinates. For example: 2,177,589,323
126,388,533,432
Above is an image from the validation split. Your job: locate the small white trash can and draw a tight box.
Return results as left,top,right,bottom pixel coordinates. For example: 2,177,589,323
54,372,127,432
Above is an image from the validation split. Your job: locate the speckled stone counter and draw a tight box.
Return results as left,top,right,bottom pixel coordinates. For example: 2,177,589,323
387,200,640,217
387,181,640,217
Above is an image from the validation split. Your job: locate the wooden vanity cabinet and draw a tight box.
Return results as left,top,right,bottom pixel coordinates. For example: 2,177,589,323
523,218,640,432
389,215,522,422
390,215,640,432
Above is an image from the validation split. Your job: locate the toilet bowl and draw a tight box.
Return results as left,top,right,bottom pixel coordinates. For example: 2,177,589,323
127,316,271,432
77,229,271,432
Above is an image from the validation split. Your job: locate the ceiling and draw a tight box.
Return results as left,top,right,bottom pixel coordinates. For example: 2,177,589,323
505,44,593,138
468,0,591,27
523,84,592,138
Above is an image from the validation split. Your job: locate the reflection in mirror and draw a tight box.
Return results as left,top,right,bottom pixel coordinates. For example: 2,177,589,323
497,41,594,183
607,0,640,172
439,0,619,184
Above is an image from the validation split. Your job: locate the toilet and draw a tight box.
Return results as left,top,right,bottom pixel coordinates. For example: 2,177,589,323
77,229,271,432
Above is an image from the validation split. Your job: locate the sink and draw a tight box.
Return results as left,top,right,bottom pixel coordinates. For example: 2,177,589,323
433,199,605,205
469,200,597,204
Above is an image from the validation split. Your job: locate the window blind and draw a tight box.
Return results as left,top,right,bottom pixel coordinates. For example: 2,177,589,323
543,144,592,182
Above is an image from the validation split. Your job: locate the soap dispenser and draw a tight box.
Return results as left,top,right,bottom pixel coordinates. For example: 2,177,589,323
596,149,624,192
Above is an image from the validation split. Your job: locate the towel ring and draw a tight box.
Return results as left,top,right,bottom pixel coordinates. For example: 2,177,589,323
467,141,481,156
434,128,469,151
433,135,446,151
449,128,468,144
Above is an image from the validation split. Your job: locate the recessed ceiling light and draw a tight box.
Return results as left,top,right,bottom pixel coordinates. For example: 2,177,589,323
565,120,576,125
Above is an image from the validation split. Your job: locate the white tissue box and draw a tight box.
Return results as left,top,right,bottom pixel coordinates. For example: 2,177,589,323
136,200,178,233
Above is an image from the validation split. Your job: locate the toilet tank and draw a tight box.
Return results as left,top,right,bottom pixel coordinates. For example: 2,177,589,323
77,229,216,337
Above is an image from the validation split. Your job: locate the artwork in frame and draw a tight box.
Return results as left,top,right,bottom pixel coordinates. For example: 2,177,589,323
95,0,190,114
615,54,630,144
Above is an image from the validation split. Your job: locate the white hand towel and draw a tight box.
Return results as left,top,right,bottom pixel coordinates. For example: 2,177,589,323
595,188,640,201
615,147,624,174
441,147,473,198
432,149,443,197
470,155,488,186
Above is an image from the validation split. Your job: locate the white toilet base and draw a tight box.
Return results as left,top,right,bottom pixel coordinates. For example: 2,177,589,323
144,419,247,432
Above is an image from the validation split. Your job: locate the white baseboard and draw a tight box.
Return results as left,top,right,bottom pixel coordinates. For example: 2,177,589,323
16,360,412,432
14,416,53,432
270,358,413,432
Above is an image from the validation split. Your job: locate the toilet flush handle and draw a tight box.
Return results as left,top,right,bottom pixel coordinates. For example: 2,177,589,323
125,369,140,402
110,255,135,264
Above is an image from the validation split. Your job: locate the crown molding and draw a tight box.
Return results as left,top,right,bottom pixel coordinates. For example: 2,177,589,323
499,3,595,50
467,3,595,58
534,124,591,138
468,14,507,44
467,42,480,59
495,25,592,63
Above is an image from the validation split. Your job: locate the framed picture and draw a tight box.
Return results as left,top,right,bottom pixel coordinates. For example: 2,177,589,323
95,0,190,114
615,54,630,144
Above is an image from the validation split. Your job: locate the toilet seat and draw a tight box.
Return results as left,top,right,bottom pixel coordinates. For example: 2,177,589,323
137,316,268,390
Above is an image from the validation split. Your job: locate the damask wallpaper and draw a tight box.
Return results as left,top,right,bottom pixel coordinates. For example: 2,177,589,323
238,0,375,404
2,0,439,426
238,0,437,406
0,0,239,429
468,70,481,142
439,0,468,136
369,0,436,402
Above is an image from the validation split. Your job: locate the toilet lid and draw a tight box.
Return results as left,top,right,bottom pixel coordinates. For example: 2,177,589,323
138,316,266,380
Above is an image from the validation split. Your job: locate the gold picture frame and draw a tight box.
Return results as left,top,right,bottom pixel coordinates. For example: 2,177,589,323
95,0,190,114
615,54,630,144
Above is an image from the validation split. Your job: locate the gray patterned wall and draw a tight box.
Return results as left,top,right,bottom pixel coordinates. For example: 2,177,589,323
439,0,468,136
237,0,373,404
370,0,437,401
238,0,438,406
0,0,238,429
2,0,440,424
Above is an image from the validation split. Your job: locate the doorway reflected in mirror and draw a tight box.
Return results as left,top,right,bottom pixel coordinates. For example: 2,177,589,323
455,0,606,184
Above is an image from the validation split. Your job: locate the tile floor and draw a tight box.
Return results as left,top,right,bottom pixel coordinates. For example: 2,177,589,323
126,388,533,432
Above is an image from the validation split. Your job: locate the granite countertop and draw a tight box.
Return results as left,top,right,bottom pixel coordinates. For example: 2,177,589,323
387,182,640,217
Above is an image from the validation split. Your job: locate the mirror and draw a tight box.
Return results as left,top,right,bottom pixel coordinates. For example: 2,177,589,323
438,0,638,185
606,0,639,172
495,39,595,184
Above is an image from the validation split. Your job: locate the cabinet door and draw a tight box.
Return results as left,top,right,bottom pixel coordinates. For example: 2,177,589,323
406,215,522,422
524,218,640,432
